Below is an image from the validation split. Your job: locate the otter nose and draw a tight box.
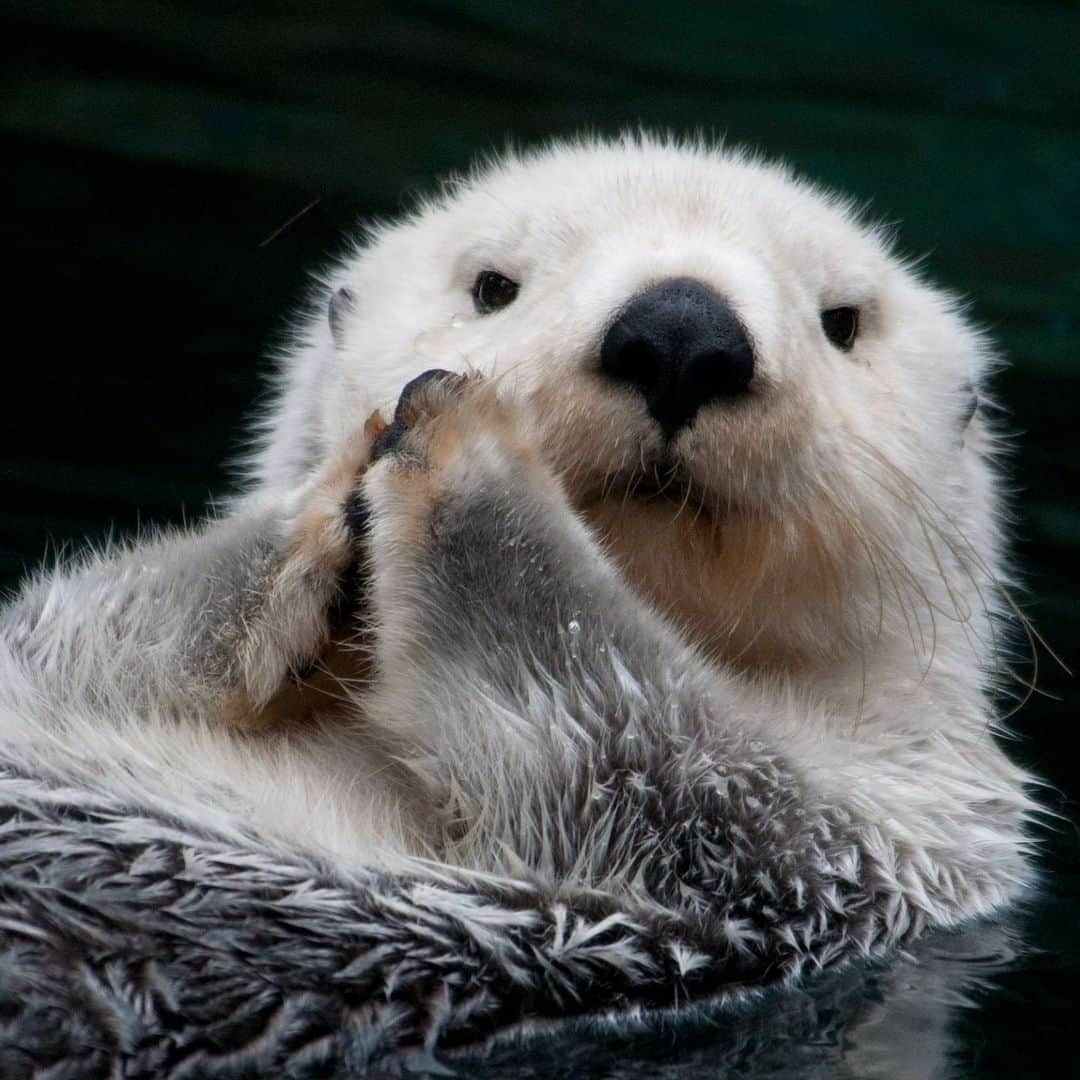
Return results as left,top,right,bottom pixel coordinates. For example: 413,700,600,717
600,277,754,436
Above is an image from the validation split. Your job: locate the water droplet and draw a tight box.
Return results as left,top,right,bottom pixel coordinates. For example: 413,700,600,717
567,619,581,635
449,313,466,329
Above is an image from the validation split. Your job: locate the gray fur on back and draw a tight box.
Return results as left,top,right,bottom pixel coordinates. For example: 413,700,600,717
0,755,878,1077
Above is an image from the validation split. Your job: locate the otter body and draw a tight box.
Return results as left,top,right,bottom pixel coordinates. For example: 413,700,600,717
0,137,1035,1036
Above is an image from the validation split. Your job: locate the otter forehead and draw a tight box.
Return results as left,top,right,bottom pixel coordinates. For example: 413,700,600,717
403,143,891,302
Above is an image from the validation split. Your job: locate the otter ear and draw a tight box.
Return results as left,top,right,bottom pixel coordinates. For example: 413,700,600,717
958,382,979,445
328,287,355,349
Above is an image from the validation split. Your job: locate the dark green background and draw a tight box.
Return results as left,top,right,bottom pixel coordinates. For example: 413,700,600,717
2,2,1077,1074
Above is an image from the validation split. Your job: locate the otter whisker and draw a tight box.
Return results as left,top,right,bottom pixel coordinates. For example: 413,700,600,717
850,435,1066,722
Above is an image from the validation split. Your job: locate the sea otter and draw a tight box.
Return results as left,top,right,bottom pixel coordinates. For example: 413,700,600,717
0,135,1036,1068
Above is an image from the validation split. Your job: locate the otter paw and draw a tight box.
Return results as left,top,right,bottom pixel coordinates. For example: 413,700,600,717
358,368,552,558
288,423,373,576
368,368,475,466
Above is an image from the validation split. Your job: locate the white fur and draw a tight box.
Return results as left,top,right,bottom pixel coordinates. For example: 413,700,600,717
2,134,1037,940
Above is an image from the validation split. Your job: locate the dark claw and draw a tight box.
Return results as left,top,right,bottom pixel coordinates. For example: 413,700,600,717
367,370,465,465
393,369,460,423
368,419,410,465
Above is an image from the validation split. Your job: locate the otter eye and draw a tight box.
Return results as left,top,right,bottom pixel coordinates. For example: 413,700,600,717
822,306,859,351
472,270,519,314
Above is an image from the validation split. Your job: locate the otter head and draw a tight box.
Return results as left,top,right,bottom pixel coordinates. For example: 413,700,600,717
261,136,1002,691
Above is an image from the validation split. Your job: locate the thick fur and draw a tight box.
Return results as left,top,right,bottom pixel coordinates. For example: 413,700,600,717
0,135,1037,1071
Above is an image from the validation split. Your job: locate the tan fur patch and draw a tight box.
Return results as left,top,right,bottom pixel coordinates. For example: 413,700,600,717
227,426,380,731
248,638,375,732
583,496,863,676
290,427,372,575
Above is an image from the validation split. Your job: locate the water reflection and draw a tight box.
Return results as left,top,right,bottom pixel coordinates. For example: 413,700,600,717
449,912,1031,1078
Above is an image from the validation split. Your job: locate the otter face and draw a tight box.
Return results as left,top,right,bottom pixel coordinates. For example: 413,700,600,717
290,138,1000,676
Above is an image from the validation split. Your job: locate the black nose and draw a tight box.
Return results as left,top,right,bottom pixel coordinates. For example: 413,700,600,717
600,277,755,436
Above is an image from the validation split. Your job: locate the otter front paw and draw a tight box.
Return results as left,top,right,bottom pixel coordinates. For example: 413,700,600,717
368,368,475,467
357,367,548,543
288,368,491,619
